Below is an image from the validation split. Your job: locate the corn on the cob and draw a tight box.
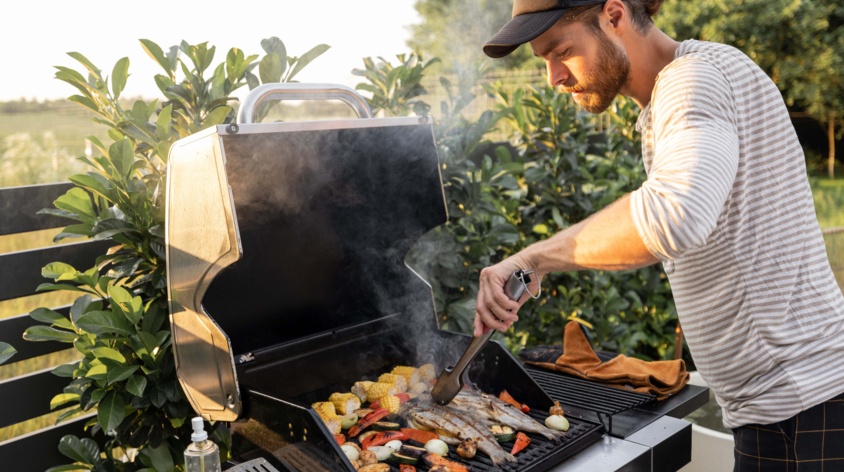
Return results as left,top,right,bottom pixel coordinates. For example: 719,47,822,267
312,401,341,434
377,373,407,392
378,394,401,414
329,392,361,415
352,380,374,402
366,381,398,403
416,363,435,382
390,365,420,386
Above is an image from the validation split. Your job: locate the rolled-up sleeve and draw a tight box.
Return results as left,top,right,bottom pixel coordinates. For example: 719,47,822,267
630,58,740,261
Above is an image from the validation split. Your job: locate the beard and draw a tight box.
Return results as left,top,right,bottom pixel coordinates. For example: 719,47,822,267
563,29,630,114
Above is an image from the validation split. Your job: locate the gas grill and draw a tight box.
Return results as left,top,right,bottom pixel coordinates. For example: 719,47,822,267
165,84,706,471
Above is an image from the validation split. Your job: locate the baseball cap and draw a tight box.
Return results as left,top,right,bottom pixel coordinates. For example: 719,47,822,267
483,0,606,58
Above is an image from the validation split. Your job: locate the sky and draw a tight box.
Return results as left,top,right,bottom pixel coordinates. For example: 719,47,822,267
0,1,421,102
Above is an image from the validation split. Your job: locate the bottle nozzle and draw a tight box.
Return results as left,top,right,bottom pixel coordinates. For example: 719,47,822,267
191,416,208,442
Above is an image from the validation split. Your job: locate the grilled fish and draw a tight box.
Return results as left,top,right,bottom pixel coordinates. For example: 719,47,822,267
450,390,566,441
400,396,517,465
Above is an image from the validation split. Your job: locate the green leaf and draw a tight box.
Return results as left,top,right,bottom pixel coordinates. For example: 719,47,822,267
127,374,147,397
92,347,126,363
67,52,103,82
259,53,282,84
102,359,138,385
51,392,80,410
76,310,133,335
156,104,173,140
0,342,16,365
52,363,79,378
86,363,107,380
108,139,135,181
23,326,78,343
203,105,232,128
97,392,125,433
286,44,330,82
57,434,99,464
69,173,114,201
140,39,173,76
30,307,74,330
532,224,550,235
141,442,175,472
53,187,96,225
111,57,130,98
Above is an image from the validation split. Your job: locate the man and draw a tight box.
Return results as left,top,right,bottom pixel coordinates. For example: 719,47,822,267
477,0,844,469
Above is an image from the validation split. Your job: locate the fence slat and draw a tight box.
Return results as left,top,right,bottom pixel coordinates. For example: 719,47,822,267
0,183,74,235
0,413,98,471
0,366,75,429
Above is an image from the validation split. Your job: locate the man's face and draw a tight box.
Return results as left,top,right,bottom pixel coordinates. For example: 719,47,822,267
531,19,630,114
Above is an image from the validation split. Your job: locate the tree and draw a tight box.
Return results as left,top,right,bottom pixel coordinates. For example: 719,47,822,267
656,0,844,177
409,0,543,76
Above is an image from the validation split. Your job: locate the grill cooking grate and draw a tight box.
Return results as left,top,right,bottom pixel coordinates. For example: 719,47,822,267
526,366,656,436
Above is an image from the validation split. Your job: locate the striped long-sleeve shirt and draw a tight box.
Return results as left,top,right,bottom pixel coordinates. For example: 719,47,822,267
630,40,844,428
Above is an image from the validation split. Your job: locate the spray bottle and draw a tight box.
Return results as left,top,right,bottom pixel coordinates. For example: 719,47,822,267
184,416,221,472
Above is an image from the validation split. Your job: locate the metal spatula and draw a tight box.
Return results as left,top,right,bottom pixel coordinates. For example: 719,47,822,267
431,269,537,405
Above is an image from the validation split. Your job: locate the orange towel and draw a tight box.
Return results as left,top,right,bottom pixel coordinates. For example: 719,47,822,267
526,321,689,400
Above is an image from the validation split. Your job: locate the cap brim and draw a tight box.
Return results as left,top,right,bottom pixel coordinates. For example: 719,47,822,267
483,9,568,58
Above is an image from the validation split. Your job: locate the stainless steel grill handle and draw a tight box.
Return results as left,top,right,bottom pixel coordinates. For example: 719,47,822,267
237,83,374,123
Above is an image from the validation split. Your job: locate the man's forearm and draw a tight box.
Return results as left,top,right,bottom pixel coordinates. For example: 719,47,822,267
520,194,660,274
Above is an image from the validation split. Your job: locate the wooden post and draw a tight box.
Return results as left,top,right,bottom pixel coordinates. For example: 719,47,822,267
674,322,684,360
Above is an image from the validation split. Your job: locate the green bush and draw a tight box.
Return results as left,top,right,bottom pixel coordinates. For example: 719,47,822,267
23,37,328,472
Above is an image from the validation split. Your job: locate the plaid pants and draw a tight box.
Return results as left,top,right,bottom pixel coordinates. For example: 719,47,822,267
733,392,844,471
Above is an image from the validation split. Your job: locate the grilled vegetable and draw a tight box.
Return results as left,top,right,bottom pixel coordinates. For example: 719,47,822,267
361,431,409,450
371,421,401,431
546,414,570,431
499,389,526,411
457,437,478,459
400,428,439,445
349,408,390,437
352,381,374,402
511,432,531,455
312,401,341,434
550,400,565,417
340,413,359,430
372,395,401,414
389,452,419,465
330,392,362,415
424,439,449,456
334,433,346,445
399,444,429,458
490,424,516,442
341,443,360,461
391,365,420,386
358,464,390,472
359,449,378,465
366,382,398,403
378,373,408,392
422,453,470,472
398,465,416,472
385,439,403,451
370,392,410,411
368,446,394,461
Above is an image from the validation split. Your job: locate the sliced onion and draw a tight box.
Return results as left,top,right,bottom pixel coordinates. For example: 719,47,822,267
545,414,570,431
424,438,449,456
341,444,360,461
368,445,393,461
385,439,403,451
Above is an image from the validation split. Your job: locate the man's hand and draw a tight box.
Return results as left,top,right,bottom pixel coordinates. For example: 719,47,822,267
473,255,539,336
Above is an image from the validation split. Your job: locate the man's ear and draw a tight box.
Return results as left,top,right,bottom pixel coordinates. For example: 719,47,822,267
603,0,627,31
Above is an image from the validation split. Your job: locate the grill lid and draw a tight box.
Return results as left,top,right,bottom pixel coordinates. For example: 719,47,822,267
166,85,447,421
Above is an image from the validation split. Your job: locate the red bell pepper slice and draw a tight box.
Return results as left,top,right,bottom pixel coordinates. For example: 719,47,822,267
399,465,416,472
348,408,390,437
511,431,531,455
400,427,439,445
333,433,346,445
361,430,409,450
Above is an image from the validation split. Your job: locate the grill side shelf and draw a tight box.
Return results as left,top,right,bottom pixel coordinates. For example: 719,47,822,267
525,366,657,438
